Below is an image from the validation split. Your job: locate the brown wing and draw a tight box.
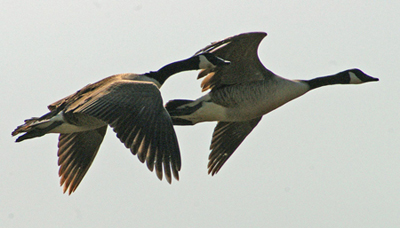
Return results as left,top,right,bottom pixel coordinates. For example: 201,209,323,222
68,80,181,183
47,75,118,111
58,126,107,194
207,117,262,175
195,32,274,91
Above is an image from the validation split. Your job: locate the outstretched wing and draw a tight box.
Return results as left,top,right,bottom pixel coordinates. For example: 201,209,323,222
58,126,107,194
195,32,273,91
207,117,262,175
68,80,181,183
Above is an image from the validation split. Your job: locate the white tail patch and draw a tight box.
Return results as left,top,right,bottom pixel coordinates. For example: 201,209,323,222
179,94,210,108
175,94,228,123
349,72,363,84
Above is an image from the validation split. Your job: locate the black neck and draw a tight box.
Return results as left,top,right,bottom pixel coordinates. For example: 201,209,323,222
146,57,198,86
303,71,350,90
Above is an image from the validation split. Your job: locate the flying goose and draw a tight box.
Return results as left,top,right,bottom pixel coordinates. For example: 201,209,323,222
166,32,379,176
12,53,230,194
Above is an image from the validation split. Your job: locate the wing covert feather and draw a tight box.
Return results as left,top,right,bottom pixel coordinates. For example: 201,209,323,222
67,80,181,182
195,32,273,91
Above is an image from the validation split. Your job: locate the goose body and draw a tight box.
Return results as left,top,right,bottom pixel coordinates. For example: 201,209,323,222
166,32,379,175
173,76,309,123
12,53,229,194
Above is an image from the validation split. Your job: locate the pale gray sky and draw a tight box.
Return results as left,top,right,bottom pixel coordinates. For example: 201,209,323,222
2,1,399,227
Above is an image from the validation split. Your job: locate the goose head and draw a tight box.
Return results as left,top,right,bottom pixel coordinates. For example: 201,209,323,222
145,53,230,87
343,68,379,84
305,68,379,90
197,53,231,69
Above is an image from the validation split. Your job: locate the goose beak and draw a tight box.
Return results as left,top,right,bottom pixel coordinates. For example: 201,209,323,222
350,69,379,83
364,73,379,82
369,76,379,82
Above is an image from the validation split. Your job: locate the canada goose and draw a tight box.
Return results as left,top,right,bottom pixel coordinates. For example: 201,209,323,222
166,32,379,176
12,53,230,194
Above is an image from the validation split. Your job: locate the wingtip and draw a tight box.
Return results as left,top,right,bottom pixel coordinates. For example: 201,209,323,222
62,184,69,195
156,169,163,181
207,169,218,176
66,188,75,195
11,129,18,136
14,134,29,142
230,31,267,41
146,161,155,172
173,168,180,182
165,175,172,184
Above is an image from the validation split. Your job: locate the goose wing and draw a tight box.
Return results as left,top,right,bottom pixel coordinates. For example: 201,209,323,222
195,32,274,91
48,95,72,111
48,75,118,111
58,126,107,194
208,117,262,175
67,80,181,183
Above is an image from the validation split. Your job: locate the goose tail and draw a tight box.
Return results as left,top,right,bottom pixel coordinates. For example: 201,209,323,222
165,99,198,125
12,116,62,142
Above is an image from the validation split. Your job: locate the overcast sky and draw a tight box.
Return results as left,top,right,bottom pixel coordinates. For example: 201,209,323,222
2,1,399,227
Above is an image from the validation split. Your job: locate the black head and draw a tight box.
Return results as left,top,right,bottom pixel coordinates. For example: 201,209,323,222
345,69,379,84
146,53,230,86
196,53,230,69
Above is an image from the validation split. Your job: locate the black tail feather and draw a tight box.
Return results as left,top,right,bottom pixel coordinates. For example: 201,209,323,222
165,99,203,116
14,121,63,142
165,99,194,113
170,118,195,126
165,99,201,126
16,129,48,142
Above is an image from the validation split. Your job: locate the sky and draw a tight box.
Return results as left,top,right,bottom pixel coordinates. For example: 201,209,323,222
1,1,399,227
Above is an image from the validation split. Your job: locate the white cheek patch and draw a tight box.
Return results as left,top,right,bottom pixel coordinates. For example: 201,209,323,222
349,72,363,84
198,55,215,69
